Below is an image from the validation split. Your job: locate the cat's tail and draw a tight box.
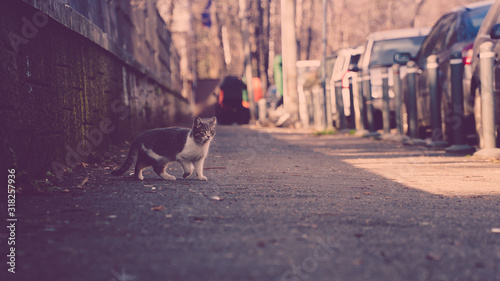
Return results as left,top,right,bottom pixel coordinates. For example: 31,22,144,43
111,142,139,176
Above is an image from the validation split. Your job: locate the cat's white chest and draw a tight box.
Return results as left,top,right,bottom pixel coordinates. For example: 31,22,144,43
177,135,209,161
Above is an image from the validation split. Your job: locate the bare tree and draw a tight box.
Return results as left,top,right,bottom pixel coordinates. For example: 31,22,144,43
158,0,483,86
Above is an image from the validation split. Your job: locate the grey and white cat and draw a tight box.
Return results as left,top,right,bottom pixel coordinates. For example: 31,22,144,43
112,117,216,181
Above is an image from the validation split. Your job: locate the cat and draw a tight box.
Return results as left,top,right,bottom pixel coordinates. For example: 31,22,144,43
111,116,216,181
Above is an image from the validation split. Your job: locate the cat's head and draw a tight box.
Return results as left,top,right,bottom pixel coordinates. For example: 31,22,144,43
192,116,216,145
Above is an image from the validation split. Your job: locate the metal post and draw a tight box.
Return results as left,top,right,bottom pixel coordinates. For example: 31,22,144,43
240,0,256,123
334,81,346,130
392,64,403,135
363,74,375,133
446,52,475,154
351,72,365,132
258,98,267,122
358,75,367,131
382,68,391,134
313,87,325,130
407,61,418,139
427,55,446,147
348,77,355,129
480,42,496,149
474,42,500,159
321,0,332,130
325,84,333,130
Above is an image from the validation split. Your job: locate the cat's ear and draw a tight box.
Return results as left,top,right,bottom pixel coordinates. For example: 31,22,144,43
208,117,217,126
193,116,203,128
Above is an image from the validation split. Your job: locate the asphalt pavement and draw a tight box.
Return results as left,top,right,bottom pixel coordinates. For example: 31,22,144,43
5,125,500,281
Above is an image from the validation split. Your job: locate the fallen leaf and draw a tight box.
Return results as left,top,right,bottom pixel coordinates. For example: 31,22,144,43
352,259,363,266
77,176,89,188
425,253,441,261
151,205,165,211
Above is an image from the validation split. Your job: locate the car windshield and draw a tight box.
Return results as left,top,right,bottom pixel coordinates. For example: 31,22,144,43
457,5,490,42
369,36,426,68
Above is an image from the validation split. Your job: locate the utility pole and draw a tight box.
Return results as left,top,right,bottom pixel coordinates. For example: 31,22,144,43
281,0,299,122
239,0,256,123
321,0,332,130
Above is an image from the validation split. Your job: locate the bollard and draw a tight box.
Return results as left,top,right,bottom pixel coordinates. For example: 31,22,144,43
392,64,403,135
381,68,391,134
427,55,446,146
358,75,367,130
313,87,325,130
351,72,364,132
334,80,346,130
348,77,355,129
445,52,475,154
362,74,376,133
407,61,418,139
474,42,500,159
324,82,333,130
306,90,314,126
479,42,497,149
258,98,267,121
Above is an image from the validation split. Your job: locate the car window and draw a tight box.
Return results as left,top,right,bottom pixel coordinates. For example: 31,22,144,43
457,5,490,42
369,36,426,68
417,13,456,66
350,54,361,69
445,17,460,48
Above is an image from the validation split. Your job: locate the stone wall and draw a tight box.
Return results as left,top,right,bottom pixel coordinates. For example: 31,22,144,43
0,0,190,182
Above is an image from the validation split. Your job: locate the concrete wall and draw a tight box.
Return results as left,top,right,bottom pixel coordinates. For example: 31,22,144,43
0,0,190,182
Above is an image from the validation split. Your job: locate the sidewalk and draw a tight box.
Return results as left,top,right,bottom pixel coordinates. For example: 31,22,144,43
269,128,500,196
10,125,500,281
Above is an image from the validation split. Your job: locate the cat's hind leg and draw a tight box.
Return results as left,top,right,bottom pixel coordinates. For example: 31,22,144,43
153,163,176,181
134,157,149,181
179,161,193,179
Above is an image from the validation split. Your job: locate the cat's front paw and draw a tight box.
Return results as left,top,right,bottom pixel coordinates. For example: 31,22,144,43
197,175,208,181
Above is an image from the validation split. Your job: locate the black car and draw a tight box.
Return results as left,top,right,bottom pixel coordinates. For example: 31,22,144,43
470,0,500,148
398,1,492,142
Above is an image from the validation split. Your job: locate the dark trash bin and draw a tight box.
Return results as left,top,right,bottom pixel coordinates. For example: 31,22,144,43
216,76,250,125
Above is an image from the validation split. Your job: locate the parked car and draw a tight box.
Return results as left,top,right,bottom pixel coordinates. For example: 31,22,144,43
330,46,364,128
397,1,492,142
469,0,500,147
359,28,430,130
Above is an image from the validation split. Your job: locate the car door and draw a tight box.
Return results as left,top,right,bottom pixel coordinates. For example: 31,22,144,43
415,13,457,134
